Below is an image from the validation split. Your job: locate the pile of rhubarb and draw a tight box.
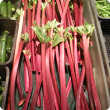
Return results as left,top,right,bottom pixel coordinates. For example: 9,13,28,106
7,0,101,110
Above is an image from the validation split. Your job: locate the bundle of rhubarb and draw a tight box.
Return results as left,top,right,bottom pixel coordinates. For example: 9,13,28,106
7,0,101,110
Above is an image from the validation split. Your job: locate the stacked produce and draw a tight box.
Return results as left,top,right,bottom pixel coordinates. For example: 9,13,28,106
0,77,4,106
95,0,110,17
0,31,13,63
0,0,17,18
7,0,101,110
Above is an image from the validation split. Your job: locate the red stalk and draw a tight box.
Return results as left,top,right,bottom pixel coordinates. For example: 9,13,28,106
31,3,36,71
23,51,33,110
66,77,72,98
55,0,62,17
49,28,61,108
46,46,56,110
74,31,79,84
65,40,77,97
45,0,52,21
79,0,84,26
76,63,85,110
29,72,42,110
24,60,29,92
27,8,32,54
10,40,25,110
41,7,50,110
59,1,71,109
17,70,25,106
59,31,67,110
82,33,95,110
73,0,79,26
35,0,42,107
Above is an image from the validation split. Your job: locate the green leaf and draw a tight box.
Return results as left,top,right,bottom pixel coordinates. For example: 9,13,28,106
44,19,60,30
21,32,30,43
84,23,95,36
31,25,52,43
16,8,23,16
64,27,73,40
77,25,85,35
53,33,64,47
54,26,63,33
77,23,95,36
10,8,23,21
70,26,77,32
41,2,47,10
27,3,33,9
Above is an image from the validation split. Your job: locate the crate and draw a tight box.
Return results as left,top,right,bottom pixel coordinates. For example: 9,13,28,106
0,67,10,110
99,20,110,64
13,0,110,110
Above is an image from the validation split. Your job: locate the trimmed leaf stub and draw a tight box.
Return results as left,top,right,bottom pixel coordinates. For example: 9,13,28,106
31,25,52,43
53,33,64,47
21,32,30,43
32,0,38,4
41,2,47,10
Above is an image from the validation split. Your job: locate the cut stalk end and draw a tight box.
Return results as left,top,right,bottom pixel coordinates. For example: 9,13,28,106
18,97,26,106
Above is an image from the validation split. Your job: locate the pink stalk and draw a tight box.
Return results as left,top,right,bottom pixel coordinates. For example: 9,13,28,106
58,1,70,109
82,33,95,110
27,8,32,54
59,31,67,110
13,12,24,63
76,63,85,110
55,0,62,17
45,0,52,21
46,46,56,110
31,3,36,71
79,0,84,26
66,77,72,97
73,0,79,26
53,48,55,60
41,6,50,110
23,51,33,110
10,40,25,110
17,70,25,106
24,60,29,92
52,0,55,20
65,40,77,97
35,0,42,107
49,28,61,108
64,51,70,65
29,73,42,110
74,31,79,84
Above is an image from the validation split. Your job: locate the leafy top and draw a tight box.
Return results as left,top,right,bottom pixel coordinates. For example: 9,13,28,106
31,25,52,43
